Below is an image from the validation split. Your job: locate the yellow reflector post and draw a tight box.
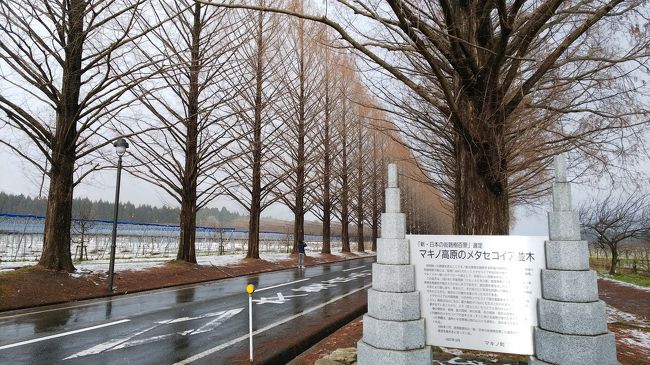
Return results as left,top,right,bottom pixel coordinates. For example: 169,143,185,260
246,284,255,294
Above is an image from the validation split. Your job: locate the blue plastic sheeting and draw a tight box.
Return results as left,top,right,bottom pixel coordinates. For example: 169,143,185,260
0,213,335,241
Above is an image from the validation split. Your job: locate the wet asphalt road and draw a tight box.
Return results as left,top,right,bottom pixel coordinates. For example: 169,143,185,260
0,257,375,364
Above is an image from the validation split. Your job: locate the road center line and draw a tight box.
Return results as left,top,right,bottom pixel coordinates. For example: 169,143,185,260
0,319,131,350
342,265,366,272
173,283,372,365
255,278,309,292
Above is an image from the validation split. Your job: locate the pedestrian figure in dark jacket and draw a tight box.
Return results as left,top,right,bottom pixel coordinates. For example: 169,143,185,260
298,240,307,269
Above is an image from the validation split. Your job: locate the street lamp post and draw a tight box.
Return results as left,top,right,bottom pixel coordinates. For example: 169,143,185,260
108,138,128,292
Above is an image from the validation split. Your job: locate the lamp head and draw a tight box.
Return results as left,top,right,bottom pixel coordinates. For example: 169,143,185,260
113,138,129,157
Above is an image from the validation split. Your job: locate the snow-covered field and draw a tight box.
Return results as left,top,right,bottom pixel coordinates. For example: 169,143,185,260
1,251,370,273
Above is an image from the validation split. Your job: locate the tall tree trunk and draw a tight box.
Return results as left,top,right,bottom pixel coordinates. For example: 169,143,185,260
453,100,509,235
40,152,76,272
292,25,306,254
341,117,350,253
454,140,509,234
248,124,262,259
39,0,85,272
177,194,197,262
177,2,201,263
247,8,265,260
248,124,261,260
321,90,331,254
370,135,379,252
248,198,261,259
356,121,364,252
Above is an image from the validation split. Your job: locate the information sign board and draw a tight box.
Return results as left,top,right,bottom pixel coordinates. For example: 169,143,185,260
408,235,546,355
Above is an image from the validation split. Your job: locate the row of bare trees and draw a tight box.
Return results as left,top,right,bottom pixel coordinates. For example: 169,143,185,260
201,0,650,237
0,0,450,272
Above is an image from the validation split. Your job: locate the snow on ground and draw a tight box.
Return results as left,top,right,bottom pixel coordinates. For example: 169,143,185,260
1,251,373,274
600,276,650,293
432,348,522,364
619,328,650,351
440,348,465,356
607,305,650,326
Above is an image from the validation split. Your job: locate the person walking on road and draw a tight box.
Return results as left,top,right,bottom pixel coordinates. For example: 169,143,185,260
298,240,307,269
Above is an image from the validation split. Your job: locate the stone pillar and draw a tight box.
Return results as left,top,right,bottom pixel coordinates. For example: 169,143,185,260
357,164,432,365
529,154,619,365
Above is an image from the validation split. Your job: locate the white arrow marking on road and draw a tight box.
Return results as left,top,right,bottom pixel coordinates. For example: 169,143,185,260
62,308,243,360
110,308,245,350
190,308,243,335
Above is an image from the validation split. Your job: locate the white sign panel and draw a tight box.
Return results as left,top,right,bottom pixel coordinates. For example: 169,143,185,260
408,235,546,355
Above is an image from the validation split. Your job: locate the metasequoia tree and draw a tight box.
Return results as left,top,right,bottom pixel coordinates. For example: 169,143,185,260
351,101,372,252
0,0,162,271
367,123,387,251
199,0,650,235
272,0,323,254
330,63,360,253
123,1,243,263
306,29,345,254
580,191,650,275
221,0,286,259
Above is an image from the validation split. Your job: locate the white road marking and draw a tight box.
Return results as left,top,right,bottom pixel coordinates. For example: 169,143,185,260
252,292,308,305
63,323,163,359
342,265,366,272
291,283,337,293
190,309,243,335
0,319,131,350
255,278,309,292
173,283,372,365
62,308,243,360
154,309,239,324
0,283,215,320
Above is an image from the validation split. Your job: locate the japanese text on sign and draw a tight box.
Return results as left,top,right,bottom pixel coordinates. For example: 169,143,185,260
408,235,546,355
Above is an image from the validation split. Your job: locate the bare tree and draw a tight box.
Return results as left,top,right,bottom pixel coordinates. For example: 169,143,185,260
307,29,344,255
580,191,650,275
72,199,96,261
220,0,287,259
272,0,323,254
368,126,386,251
123,1,244,263
331,68,357,253
0,0,165,271
199,0,650,236
352,103,371,252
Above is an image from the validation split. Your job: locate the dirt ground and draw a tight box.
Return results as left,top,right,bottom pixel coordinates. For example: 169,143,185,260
0,253,364,311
